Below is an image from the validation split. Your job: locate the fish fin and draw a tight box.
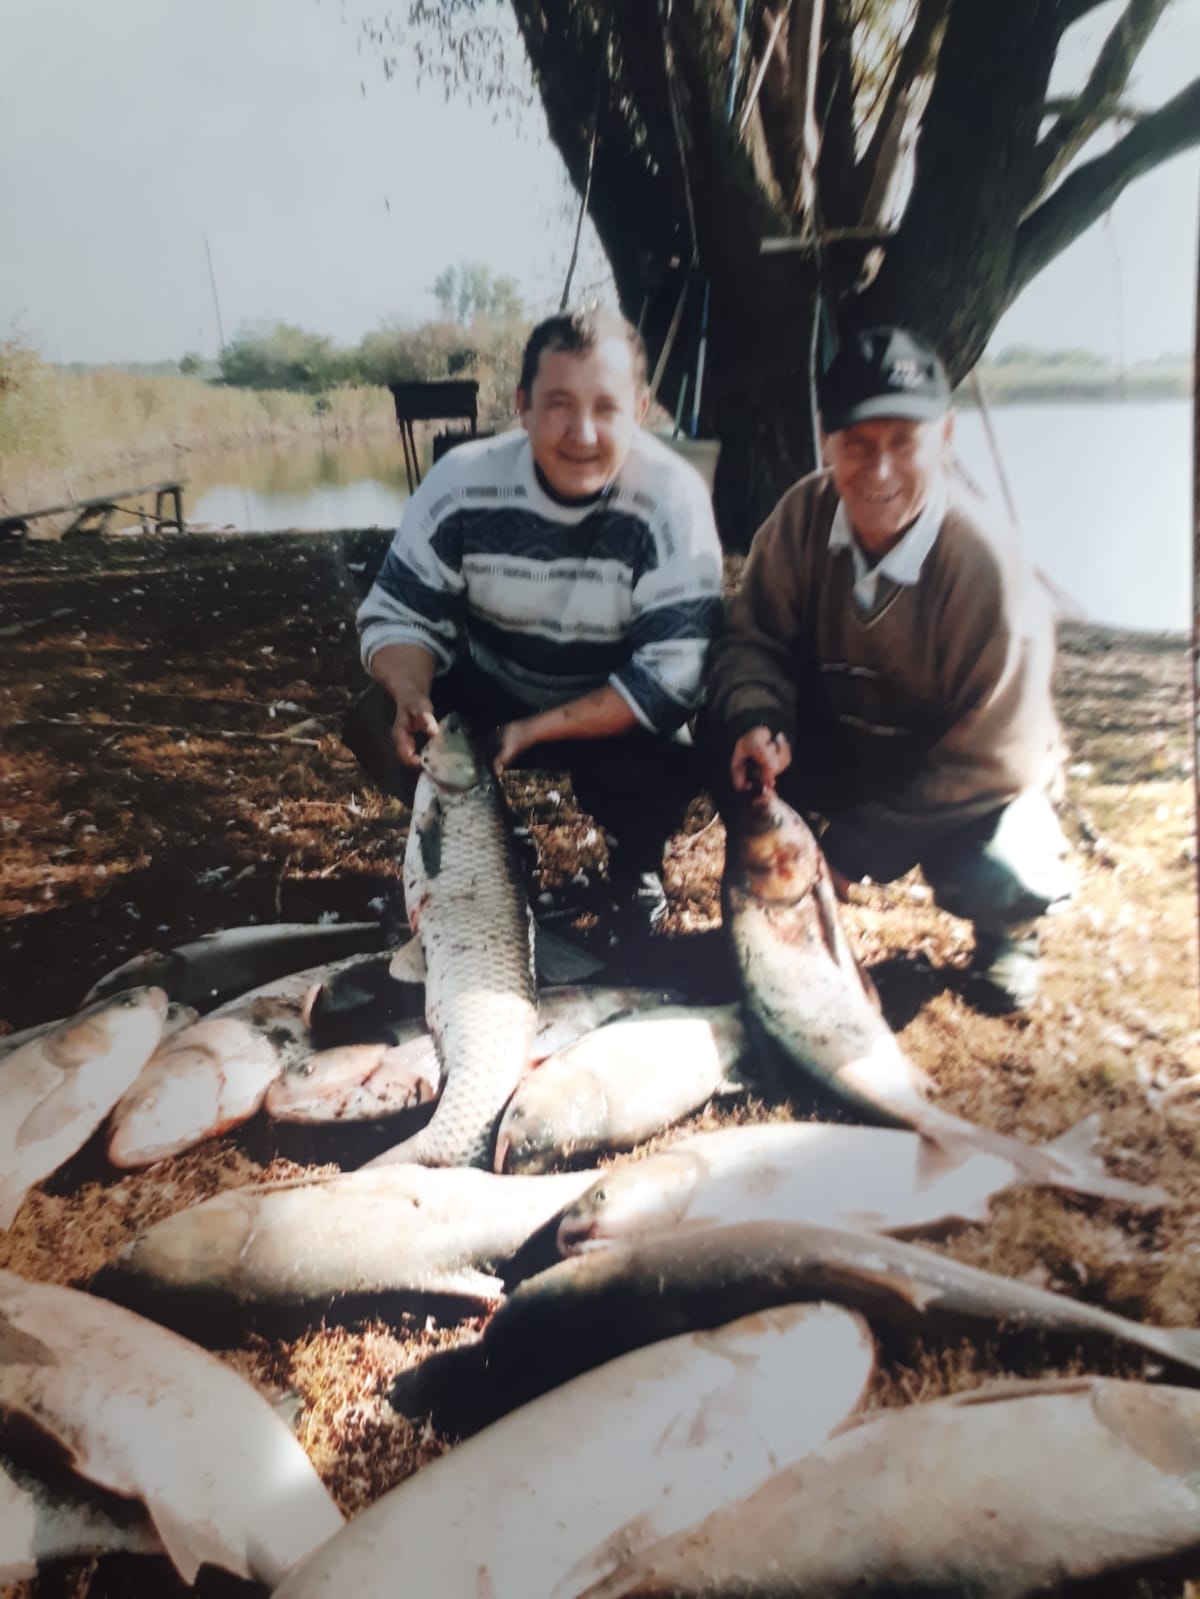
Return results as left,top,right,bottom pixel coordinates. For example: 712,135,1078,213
416,801,443,879
388,941,427,984
15,1082,86,1147
430,1266,506,1302
823,1261,941,1315
812,862,879,1008
949,1376,1098,1408
0,1312,58,1364
1034,1115,1174,1208
534,926,607,985
913,1131,976,1189
145,1496,233,1585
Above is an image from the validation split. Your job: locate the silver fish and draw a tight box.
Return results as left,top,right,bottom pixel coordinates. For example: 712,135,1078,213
378,713,537,1167
575,1376,1200,1598
103,1164,602,1308
0,987,168,1227
0,1448,162,1579
277,987,679,1129
0,1268,344,1586
723,788,1170,1203
81,919,386,1010
107,997,311,1167
274,1304,874,1599
390,1219,1200,1436
493,1006,750,1174
557,1115,1169,1252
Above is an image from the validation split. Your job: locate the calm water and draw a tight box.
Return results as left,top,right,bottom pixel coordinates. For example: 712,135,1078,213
176,402,1191,634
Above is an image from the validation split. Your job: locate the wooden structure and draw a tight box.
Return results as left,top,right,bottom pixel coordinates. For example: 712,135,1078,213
0,480,185,542
387,380,479,493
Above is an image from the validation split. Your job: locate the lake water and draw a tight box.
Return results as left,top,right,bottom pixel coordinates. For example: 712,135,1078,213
180,401,1192,634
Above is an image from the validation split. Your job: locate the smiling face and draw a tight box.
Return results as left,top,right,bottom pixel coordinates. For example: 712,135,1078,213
822,412,954,558
517,336,649,500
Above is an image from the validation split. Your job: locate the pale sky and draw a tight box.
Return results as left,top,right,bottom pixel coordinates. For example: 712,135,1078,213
1,0,1196,367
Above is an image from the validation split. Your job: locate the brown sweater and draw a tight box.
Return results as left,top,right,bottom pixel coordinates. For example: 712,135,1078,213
706,470,1064,837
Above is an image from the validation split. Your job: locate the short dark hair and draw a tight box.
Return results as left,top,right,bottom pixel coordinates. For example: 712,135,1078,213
518,308,648,397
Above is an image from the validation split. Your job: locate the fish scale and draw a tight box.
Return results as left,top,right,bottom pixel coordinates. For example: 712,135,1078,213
391,716,537,1168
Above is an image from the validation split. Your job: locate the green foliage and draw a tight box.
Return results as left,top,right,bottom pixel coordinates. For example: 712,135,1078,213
218,322,358,391
430,261,524,325
179,352,203,376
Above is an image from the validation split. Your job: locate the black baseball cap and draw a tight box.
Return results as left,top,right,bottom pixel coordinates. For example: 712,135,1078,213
818,326,951,431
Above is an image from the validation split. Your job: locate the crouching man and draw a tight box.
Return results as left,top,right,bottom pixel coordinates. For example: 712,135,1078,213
705,325,1075,1012
344,307,725,941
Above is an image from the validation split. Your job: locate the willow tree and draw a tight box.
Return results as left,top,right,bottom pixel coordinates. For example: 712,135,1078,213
372,0,1199,543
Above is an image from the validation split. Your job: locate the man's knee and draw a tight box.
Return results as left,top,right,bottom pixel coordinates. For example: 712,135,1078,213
925,792,1076,932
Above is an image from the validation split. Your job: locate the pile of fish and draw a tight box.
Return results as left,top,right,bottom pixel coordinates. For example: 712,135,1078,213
3,718,1197,1595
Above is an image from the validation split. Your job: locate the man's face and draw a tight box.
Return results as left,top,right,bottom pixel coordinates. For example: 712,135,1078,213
518,336,649,499
822,413,954,556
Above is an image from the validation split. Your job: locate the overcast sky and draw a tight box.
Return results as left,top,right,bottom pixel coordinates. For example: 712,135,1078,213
1,0,1196,366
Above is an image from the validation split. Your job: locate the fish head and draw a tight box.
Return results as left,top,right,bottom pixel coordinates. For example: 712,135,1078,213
493,1068,608,1174
107,1046,219,1168
45,985,170,1069
420,711,487,793
726,788,822,906
556,1152,702,1254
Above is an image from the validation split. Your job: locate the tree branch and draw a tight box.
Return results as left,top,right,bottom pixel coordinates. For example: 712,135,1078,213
1014,74,1200,299
855,0,950,224
1036,0,1171,194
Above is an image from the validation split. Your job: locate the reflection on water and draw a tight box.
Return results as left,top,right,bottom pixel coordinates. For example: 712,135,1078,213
183,433,415,532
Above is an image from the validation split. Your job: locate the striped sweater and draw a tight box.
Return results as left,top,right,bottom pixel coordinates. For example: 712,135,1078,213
357,428,725,734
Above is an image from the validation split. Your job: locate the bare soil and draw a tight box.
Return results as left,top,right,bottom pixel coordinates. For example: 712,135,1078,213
1,529,1198,1598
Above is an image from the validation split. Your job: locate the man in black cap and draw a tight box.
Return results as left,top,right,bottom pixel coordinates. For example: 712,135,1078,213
705,326,1074,1012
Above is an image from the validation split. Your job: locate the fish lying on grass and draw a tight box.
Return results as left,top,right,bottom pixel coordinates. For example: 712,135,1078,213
81,918,387,1011
0,1268,343,1586
0,987,168,1228
724,787,1170,1202
557,1115,1168,1252
389,1219,1200,1436
106,999,311,1167
492,1006,751,1174
208,949,403,1020
576,1376,1200,1598
0,1447,162,1579
275,1303,874,1599
275,987,678,1127
97,1164,600,1313
0,999,194,1066
380,714,538,1167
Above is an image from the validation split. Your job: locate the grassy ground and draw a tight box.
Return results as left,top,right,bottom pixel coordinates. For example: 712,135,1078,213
0,528,1198,1597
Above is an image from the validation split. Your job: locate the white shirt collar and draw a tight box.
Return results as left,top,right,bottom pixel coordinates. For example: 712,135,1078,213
828,479,949,609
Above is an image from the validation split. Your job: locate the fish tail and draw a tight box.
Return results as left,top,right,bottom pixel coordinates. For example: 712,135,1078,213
1150,1325,1200,1378
1034,1115,1173,1208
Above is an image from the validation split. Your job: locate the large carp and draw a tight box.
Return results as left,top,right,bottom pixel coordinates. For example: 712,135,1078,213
378,713,537,1167
576,1376,1200,1598
0,987,168,1227
723,787,1168,1201
389,1219,1200,1436
274,1304,874,1599
557,1115,1168,1251
0,1269,343,1585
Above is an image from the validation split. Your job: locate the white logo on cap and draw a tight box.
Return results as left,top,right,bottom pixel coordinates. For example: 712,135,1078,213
887,358,922,389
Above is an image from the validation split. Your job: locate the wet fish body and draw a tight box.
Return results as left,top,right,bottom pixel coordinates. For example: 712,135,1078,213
0,1269,344,1585
380,714,537,1167
0,1448,162,1579
558,1115,1167,1251
390,1219,1200,1434
274,1304,875,1599
107,999,311,1167
82,919,387,1011
577,1377,1200,1597
724,789,1168,1203
265,1024,440,1123
0,988,168,1228
102,1165,600,1307
493,1005,750,1174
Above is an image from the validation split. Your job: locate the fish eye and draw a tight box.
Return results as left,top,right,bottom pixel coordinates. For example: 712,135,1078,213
591,1187,607,1206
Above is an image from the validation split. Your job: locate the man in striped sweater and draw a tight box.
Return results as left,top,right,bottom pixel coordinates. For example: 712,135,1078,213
345,308,725,938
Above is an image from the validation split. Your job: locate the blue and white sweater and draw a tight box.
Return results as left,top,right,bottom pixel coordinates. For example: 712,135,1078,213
357,428,725,734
